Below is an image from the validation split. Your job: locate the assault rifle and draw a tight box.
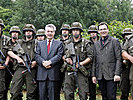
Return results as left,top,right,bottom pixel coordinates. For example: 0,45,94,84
13,43,36,84
0,50,13,76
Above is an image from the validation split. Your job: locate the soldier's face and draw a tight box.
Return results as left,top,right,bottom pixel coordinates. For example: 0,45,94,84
45,27,55,40
62,30,69,35
37,36,45,41
90,32,97,38
98,24,109,38
72,29,80,36
25,30,33,36
11,32,19,39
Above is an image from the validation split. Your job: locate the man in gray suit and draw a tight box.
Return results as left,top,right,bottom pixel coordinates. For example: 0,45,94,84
35,24,63,100
92,22,122,100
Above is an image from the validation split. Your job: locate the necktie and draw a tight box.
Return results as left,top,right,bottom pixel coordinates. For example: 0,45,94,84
102,41,104,45
47,40,51,54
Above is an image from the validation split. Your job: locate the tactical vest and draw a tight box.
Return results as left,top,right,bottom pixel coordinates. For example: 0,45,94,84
19,39,35,60
124,34,133,56
73,38,89,61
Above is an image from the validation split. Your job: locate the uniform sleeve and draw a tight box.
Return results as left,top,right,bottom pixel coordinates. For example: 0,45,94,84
86,41,93,62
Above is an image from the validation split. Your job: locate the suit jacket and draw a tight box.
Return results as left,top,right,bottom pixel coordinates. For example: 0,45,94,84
35,39,63,81
92,35,122,80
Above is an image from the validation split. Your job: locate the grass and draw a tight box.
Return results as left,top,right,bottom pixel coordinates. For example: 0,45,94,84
8,90,133,100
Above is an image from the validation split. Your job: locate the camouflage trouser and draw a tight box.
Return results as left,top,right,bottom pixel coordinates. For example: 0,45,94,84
120,66,130,100
0,69,5,100
130,64,133,99
64,71,89,100
10,67,37,100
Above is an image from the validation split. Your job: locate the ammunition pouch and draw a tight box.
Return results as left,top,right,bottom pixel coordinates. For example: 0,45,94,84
61,62,67,72
66,64,73,72
79,66,89,77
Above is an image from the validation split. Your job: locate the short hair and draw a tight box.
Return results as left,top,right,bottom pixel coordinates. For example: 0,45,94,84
98,22,108,30
45,24,56,31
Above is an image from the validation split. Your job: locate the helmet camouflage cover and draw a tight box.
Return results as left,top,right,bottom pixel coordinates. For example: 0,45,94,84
122,28,132,37
70,22,83,32
9,26,21,35
23,24,36,34
36,29,45,36
88,25,98,34
60,24,70,31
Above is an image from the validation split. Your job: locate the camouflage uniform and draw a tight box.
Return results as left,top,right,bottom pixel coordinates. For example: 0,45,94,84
87,25,99,100
35,29,46,40
9,24,37,100
0,19,10,100
120,28,132,100
63,22,93,100
122,28,133,98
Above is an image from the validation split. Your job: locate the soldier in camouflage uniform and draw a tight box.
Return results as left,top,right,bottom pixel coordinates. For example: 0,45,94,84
36,29,46,41
122,28,133,99
59,24,71,94
63,22,93,100
87,25,99,100
0,19,10,100
120,28,132,100
8,24,37,100
60,24,70,42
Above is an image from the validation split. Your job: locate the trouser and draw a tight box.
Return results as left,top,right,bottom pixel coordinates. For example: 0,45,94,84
98,78,117,100
0,69,5,100
120,67,130,100
4,62,14,100
39,80,60,100
64,71,89,100
88,76,96,100
10,67,37,100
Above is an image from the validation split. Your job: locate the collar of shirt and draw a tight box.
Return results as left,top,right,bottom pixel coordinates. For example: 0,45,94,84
47,38,53,47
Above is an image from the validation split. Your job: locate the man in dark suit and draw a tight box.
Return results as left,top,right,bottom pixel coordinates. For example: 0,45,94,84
92,22,122,100
35,24,63,100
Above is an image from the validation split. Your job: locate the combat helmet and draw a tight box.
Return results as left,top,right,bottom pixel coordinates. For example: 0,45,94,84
122,28,132,37
9,26,21,35
0,19,5,28
88,25,98,34
60,24,70,32
23,24,36,34
70,22,83,32
36,29,45,37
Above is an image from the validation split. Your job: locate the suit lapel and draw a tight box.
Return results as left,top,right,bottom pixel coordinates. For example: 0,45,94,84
44,40,48,57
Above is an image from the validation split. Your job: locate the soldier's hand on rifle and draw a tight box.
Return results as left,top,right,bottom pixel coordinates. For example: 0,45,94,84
0,64,5,69
16,57,25,66
92,77,97,84
65,58,72,65
31,61,36,68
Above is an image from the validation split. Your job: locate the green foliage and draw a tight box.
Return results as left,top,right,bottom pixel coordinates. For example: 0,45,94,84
9,0,132,35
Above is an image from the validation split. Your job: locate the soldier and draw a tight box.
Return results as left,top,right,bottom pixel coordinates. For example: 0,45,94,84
0,19,10,100
63,22,93,100
59,24,71,94
8,24,37,100
87,25,99,100
121,28,133,99
36,29,46,41
60,24,70,42
120,28,132,100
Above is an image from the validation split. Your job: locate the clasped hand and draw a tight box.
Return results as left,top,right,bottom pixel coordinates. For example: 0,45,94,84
42,60,52,69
